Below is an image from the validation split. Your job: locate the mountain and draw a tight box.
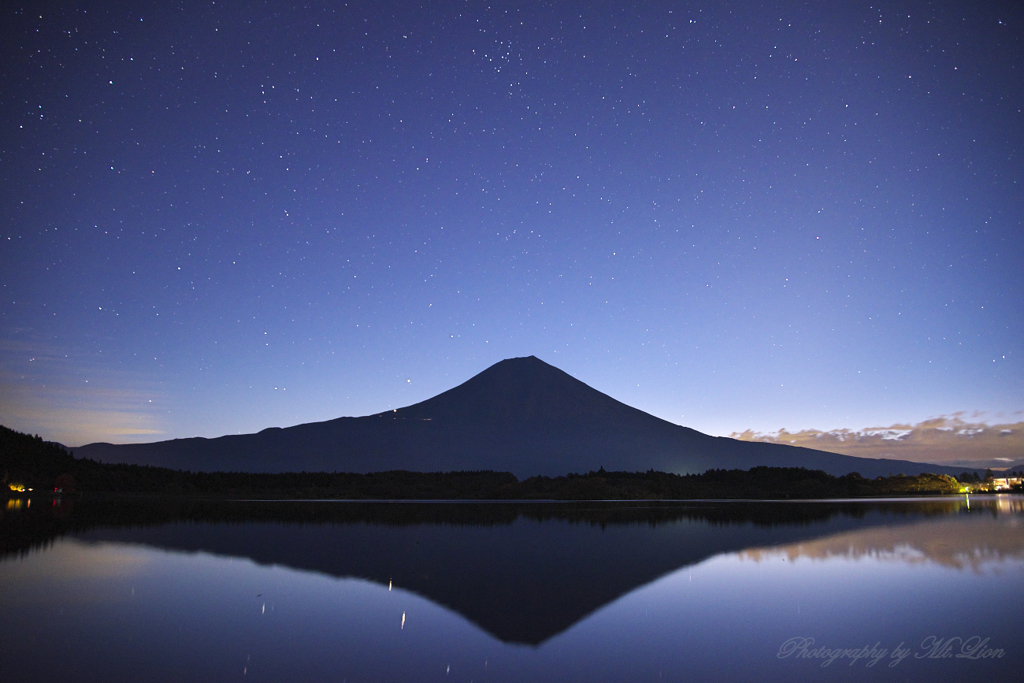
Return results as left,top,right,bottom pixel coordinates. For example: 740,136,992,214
73,356,976,478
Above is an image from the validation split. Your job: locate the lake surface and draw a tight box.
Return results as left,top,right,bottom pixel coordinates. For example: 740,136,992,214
1,495,1021,682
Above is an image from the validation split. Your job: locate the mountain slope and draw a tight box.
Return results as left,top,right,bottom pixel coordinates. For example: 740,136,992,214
74,356,972,478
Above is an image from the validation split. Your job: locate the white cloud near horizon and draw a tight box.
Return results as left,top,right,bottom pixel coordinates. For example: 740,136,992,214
732,413,1024,466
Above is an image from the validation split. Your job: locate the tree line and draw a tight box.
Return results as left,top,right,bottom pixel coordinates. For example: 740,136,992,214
1,424,974,500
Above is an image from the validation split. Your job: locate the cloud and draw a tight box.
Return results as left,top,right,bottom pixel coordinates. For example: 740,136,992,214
0,393,167,447
0,332,166,446
732,413,1024,466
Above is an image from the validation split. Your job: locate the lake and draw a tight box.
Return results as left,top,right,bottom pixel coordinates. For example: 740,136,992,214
1,495,1021,681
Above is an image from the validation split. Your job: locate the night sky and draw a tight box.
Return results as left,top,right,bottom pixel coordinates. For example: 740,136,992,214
2,0,1022,449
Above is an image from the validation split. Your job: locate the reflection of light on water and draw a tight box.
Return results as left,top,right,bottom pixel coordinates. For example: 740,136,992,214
995,495,1023,514
401,611,406,629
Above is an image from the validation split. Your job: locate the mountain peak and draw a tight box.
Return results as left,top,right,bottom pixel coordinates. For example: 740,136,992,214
393,356,653,425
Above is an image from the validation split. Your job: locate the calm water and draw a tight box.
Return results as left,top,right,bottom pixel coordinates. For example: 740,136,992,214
1,495,1021,682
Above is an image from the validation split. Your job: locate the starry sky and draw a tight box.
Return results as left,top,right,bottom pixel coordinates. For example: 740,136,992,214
2,0,1022,449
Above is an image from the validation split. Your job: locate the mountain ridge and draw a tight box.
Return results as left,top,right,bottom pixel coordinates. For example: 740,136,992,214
73,356,977,478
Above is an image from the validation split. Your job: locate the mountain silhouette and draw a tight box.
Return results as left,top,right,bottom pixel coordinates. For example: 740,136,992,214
74,356,970,478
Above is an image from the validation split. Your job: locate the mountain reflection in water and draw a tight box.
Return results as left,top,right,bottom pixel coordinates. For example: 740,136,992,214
3,496,1022,682
1,496,1016,647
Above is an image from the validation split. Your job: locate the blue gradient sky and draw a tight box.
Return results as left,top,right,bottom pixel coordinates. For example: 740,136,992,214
2,0,1021,447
